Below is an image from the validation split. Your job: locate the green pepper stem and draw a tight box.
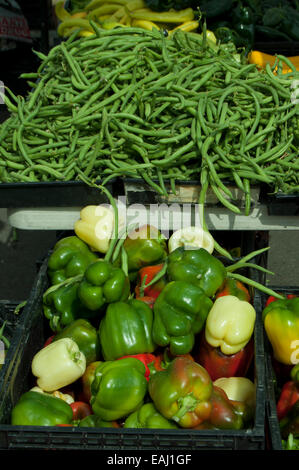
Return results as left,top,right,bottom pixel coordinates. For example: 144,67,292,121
172,393,199,423
227,272,285,300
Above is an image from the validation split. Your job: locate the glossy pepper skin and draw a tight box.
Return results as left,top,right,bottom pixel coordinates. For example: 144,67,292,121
47,236,98,285
195,334,254,381
53,318,100,365
11,391,73,426
117,353,164,381
153,280,213,356
99,299,157,361
124,402,178,429
194,386,252,430
122,225,168,280
77,260,130,311
167,247,227,298
90,357,148,421
148,356,213,428
43,282,97,333
263,297,299,365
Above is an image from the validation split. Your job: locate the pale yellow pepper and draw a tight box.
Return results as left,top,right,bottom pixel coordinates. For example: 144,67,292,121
31,338,86,392
205,295,256,355
74,205,115,254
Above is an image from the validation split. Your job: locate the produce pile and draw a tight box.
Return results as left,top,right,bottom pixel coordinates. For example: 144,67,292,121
263,293,299,450
10,207,282,430
0,24,298,214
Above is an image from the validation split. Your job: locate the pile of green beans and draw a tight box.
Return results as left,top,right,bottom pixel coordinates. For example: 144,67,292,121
0,25,298,214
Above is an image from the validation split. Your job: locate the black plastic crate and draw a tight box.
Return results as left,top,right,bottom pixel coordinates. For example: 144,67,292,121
0,179,116,208
260,287,299,451
0,254,266,450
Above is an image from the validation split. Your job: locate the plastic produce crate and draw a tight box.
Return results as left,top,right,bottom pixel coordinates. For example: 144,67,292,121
0,255,266,450
260,287,299,451
0,179,117,208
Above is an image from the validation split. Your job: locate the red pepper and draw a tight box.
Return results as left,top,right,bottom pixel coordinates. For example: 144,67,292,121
195,333,254,381
276,381,299,420
71,401,92,421
135,263,166,300
117,353,164,381
215,278,251,302
266,294,296,307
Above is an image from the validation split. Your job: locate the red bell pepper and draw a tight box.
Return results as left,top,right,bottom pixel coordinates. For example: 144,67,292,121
195,333,254,381
71,401,92,420
215,278,251,303
135,263,167,300
117,353,164,381
277,381,299,420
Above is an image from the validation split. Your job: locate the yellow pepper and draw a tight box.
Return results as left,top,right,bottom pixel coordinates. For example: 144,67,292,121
131,18,160,31
74,205,115,254
31,338,86,392
205,295,256,355
169,20,199,34
248,50,299,74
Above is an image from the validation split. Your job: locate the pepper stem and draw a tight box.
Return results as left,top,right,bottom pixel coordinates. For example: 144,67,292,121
172,393,199,423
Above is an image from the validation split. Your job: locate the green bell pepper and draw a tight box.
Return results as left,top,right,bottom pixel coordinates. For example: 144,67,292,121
99,299,157,361
43,281,97,333
11,391,73,426
124,402,178,429
121,225,168,280
47,236,98,285
77,260,130,311
53,318,100,365
152,280,213,355
167,247,227,298
90,357,148,421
